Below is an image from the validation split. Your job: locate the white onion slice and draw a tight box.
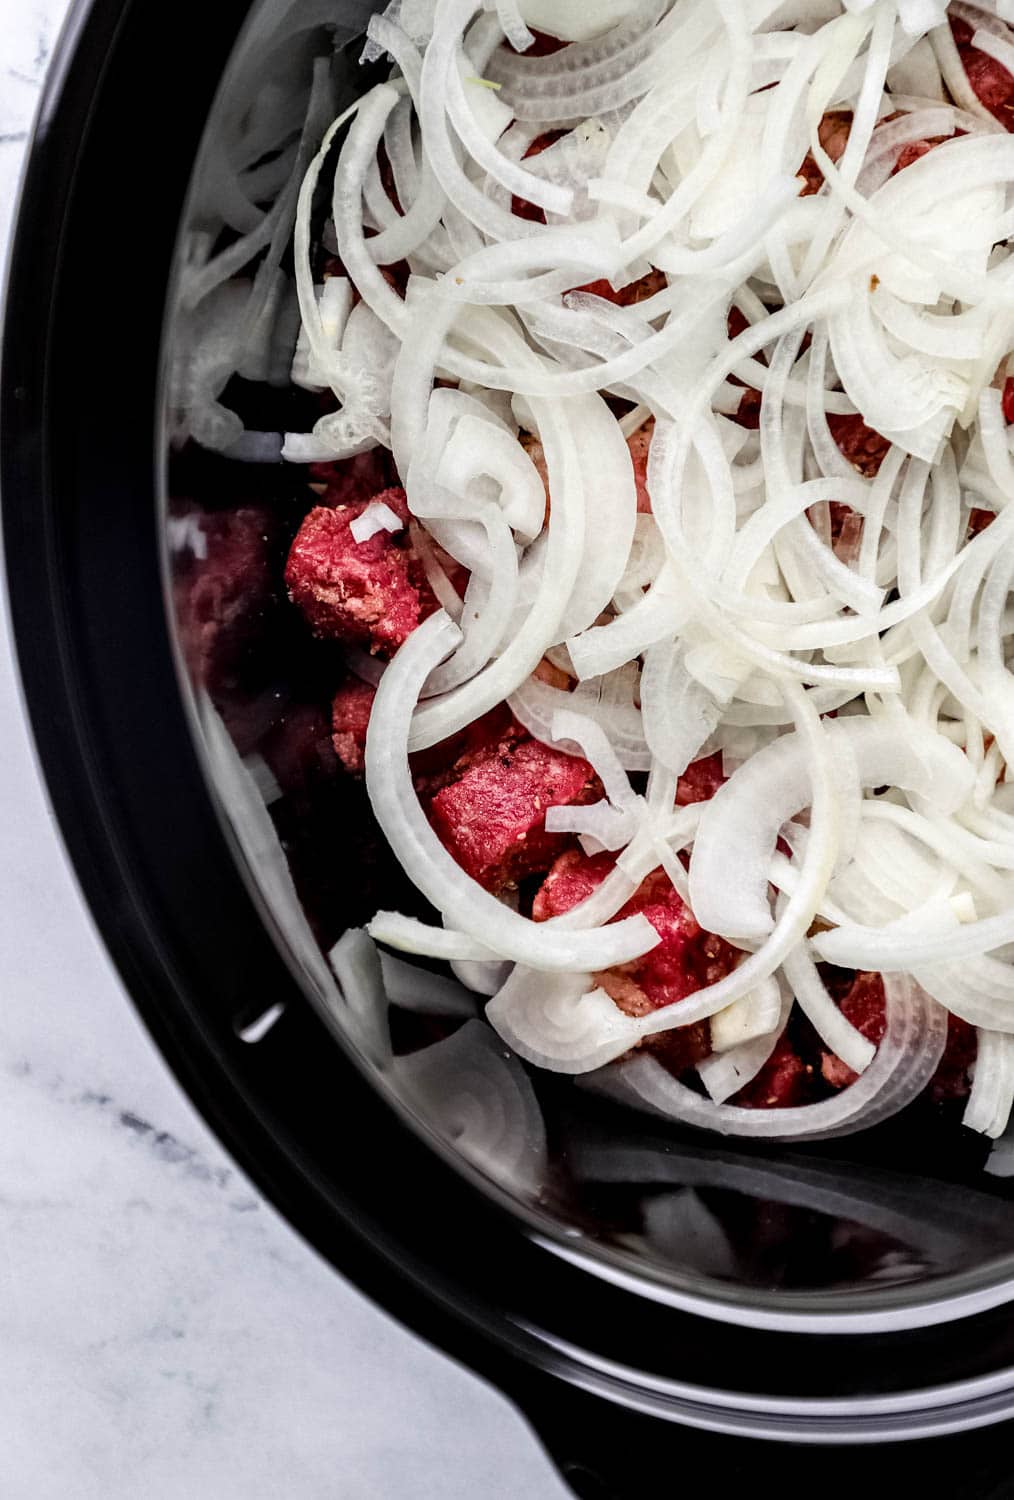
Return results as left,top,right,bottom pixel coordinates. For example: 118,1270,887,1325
327,925,399,1068
710,975,784,1053
394,1019,548,1190
378,949,477,1016
963,1028,1014,1139
487,967,644,1073
816,900,1014,970
689,716,974,942
349,499,406,543
587,975,948,1140
699,990,791,1105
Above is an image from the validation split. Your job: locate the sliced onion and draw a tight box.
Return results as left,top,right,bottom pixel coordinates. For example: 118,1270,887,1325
689,716,974,942
487,967,645,1072
587,975,948,1140
816,899,1014,970
709,974,784,1053
912,955,1014,1033
369,911,500,961
378,949,478,1016
350,499,406,543
509,668,650,772
963,1028,1014,1139
394,1019,548,1190
699,989,791,1105
328,927,393,1067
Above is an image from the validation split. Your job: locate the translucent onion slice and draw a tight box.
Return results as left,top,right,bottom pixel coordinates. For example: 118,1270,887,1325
517,0,642,43
816,900,1014,970
912,955,1014,1033
394,1019,548,1190
699,991,791,1106
509,670,650,772
328,927,394,1067
587,975,948,1141
709,975,784,1053
689,716,975,942
378,949,478,1016
963,1028,1014,1139
486,967,645,1073
349,499,405,543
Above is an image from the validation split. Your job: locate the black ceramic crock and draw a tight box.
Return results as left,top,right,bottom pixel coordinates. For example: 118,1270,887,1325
7,2,1014,1494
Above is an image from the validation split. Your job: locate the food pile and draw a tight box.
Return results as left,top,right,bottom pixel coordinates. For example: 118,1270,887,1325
172,0,1014,1142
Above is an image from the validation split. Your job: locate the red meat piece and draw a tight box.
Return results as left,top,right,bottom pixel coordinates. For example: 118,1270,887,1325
810,500,864,560
534,656,572,691
642,1020,713,1078
517,28,567,55
519,433,552,530
733,1032,813,1108
1003,376,1014,424
727,305,762,429
893,134,955,174
818,972,975,1104
969,507,997,537
731,385,762,429
928,1014,976,1103
285,488,433,656
260,699,339,800
820,971,887,1088
329,678,523,793
172,505,277,695
676,752,726,807
377,258,411,299
522,422,652,516
826,412,891,478
876,108,963,176
427,731,600,892
532,846,610,923
829,499,862,553
410,704,519,796
572,269,667,306
951,16,1014,130
331,676,377,775
627,419,654,513
512,129,569,221
308,449,397,507
797,110,853,197
534,850,738,1013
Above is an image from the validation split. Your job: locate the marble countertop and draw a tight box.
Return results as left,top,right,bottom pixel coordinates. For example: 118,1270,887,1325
0,3,570,1494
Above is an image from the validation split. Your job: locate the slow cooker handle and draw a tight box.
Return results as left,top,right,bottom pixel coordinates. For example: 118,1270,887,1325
518,1384,768,1497
518,1385,1014,1499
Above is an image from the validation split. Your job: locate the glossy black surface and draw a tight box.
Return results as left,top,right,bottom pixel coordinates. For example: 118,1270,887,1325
6,0,1014,1490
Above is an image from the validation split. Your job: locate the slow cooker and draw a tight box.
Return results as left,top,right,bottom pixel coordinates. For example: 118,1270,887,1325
7,1,1014,1493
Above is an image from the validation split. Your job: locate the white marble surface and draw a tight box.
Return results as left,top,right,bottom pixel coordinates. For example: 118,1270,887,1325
0,2,571,1494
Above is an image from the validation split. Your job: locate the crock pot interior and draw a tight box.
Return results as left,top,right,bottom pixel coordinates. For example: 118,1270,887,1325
158,0,1014,1341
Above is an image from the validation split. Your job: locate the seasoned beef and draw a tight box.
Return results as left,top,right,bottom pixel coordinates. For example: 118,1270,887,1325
427,728,600,893
285,488,433,655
